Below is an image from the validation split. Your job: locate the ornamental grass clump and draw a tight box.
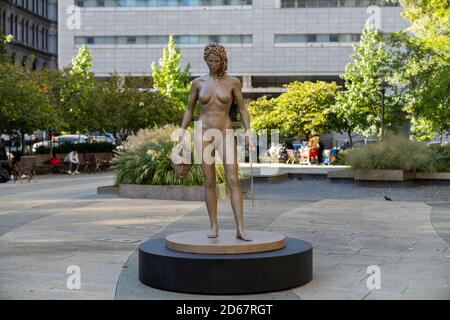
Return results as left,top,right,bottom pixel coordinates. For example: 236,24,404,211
344,135,449,172
112,125,226,186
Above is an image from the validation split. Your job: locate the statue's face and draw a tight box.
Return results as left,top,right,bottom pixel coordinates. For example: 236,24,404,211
205,53,221,73
174,163,191,179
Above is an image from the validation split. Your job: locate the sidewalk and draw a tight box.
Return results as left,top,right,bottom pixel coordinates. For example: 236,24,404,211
0,173,448,299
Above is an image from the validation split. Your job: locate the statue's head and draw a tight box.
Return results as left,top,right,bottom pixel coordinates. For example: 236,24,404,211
174,162,191,180
204,42,228,80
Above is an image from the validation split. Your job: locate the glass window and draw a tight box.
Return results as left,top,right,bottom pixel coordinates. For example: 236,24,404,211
84,0,98,7
306,34,316,42
306,0,318,7
275,34,306,43
74,36,86,44
282,0,296,8
105,0,118,6
96,36,115,44
75,34,251,45
280,0,398,7
329,34,339,42
339,34,351,42
275,33,364,43
316,34,330,42
67,0,255,6
148,36,169,44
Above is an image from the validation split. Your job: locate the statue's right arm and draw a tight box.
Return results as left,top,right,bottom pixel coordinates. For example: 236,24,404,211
181,79,199,131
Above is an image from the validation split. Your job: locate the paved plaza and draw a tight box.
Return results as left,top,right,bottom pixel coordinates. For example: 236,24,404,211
0,173,448,299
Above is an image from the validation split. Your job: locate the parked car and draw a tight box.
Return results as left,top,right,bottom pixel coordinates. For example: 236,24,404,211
87,134,115,144
32,134,88,153
54,134,88,145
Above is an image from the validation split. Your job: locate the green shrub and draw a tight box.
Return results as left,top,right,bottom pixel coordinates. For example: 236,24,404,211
333,149,348,165
344,136,450,172
112,125,227,186
428,145,450,172
35,142,116,154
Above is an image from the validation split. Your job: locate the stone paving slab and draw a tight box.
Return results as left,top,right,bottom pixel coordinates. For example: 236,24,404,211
116,198,449,300
0,173,448,300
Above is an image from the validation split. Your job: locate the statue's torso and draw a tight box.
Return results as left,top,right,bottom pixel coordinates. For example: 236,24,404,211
197,75,235,133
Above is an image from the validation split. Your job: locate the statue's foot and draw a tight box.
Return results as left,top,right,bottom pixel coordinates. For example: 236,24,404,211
207,227,218,238
236,229,252,241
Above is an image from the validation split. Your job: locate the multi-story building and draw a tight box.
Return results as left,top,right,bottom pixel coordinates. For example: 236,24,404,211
58,0,407,94
0,0,58,69
58,0,409,144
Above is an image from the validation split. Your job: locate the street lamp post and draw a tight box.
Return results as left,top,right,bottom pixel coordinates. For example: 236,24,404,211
378,79,387,140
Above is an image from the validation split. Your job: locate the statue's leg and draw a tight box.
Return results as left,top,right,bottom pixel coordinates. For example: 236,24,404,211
199,137,219,238
216,134,252,241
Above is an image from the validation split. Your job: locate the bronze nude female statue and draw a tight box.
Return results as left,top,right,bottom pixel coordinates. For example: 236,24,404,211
179,43,252,241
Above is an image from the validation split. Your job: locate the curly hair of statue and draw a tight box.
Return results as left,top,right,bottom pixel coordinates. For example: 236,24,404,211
204,42,228,80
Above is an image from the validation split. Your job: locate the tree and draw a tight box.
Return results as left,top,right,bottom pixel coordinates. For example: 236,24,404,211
0,63,60,154
410,116,435,142
335,21,405,141
151,35,191,117
60,45,100,136
0,31,13,64
99,75,179,143
390,0,450,140
249,81,339,139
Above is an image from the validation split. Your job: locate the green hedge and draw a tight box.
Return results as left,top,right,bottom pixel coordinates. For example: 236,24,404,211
344,137,450,172
35,142,116,154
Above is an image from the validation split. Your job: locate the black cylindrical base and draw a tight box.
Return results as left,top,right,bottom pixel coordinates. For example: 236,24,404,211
139,238,313,294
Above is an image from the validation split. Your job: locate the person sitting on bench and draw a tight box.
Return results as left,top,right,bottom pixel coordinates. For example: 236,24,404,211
64,147,80,175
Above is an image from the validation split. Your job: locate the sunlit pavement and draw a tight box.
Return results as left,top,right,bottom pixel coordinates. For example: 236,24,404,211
0,173,448,299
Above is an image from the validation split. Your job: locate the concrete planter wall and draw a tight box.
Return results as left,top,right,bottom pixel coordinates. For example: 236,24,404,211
354,169,416,181
98,185,119,194
328,169,450,182
119,183,229,201
415,172,450,180
327,169,355,179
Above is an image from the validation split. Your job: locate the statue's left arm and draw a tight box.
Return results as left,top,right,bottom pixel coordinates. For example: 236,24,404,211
231,77,250,131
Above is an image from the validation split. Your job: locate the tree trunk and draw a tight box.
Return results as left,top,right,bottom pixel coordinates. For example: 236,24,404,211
347,131,353,147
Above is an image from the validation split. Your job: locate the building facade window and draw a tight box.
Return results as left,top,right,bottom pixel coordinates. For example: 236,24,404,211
40,28,44,49
74,0,252,7
35,25,39,48
45,29,48,50
0,10,4,34
14,16,18,39
274,33,362,43
10,14,13,36
75,34,252,45
280,0,399,8
31,23,34,45
25,20,29,44
21,18,25,42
